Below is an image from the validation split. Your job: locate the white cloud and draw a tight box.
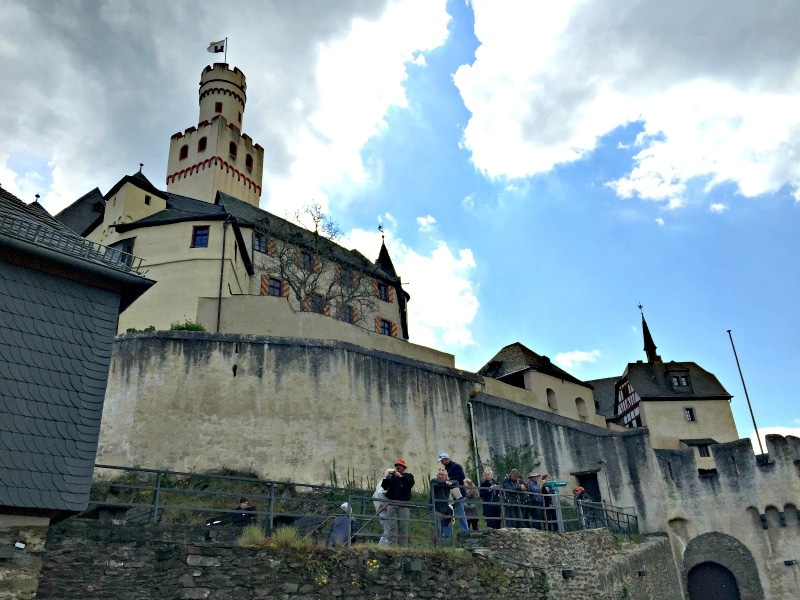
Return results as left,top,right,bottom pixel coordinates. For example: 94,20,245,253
416,215,437,232
554,349,601,369
655,217,665,227
344,225,479,350
462,194,474,210
710,203,728,213
455,1,800,204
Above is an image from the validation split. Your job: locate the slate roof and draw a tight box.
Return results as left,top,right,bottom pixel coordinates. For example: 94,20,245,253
1,187,152,514
585,376,618,418
479,342,592,389
621,360,732,401
53,188,105,236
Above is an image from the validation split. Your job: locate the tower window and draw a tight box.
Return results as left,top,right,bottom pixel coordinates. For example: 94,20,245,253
191,226,209,248
229,141,238,159
179,144,188,160
215,102,223,113
300,250,313,270
198,137,207,152
238,111,242,123
245,154,253,172
380,319,393,336
340,304,355,324
310,293,325,314
267,277,282,297
697,445,710,457
684,407,697,422
144,195,151,206
376,281,389,301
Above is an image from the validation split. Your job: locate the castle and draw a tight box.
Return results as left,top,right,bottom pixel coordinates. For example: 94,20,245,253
43,62,800,599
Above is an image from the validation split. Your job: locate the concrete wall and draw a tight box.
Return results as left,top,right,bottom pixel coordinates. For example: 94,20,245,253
98,332,478,484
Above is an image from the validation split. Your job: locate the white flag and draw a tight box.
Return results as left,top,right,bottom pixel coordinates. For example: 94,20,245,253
207,40,225,54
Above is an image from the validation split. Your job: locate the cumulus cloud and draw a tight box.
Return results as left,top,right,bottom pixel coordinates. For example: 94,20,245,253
344,222,479,350
0,0,450,214
710,203,728,213
455,0,800,204
655,217,665,227
554,349,601,369
416,215,437,232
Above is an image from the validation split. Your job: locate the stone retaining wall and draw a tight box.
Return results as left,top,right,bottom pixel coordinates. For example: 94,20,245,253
36,520,681,600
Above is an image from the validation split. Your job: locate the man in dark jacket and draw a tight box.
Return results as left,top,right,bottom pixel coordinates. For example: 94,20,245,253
381,458,415,546
439,453,469,533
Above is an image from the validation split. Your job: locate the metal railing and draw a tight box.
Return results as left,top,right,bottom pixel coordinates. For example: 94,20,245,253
88,465,638,547
0,213,145,274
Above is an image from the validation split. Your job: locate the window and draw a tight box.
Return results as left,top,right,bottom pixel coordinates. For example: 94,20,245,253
546,388,558,410
253,232,268,254
191,226,209,248
215,101,223,113
698,445,710,458
144,195,151,206
310,293,325,314
229,141,238,159
575,397,588,418
267,277,282,297
380,318,393,336
684,407,697,422
300,250,313,270
179,144,189,160
238,111,242,123
339,268,353,288
377,281,389,301
340,304,355,324
198,137,207,152
245,154,253,172
672,374,691,387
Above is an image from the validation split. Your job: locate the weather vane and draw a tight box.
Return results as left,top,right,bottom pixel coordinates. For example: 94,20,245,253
378,224,384,241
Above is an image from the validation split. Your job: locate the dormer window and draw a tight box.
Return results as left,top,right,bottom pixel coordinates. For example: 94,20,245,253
671,374,691,387
179,144,188,160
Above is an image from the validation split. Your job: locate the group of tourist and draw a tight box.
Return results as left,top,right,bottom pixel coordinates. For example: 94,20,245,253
368,452,586,545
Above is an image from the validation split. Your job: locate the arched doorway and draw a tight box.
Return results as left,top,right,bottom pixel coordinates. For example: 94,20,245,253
687,562,740,600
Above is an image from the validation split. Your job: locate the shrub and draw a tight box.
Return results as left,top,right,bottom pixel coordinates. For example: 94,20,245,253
169,320,205,331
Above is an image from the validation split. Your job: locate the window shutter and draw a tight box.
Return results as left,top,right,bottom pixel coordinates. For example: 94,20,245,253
260,275,269,296
371,280,378,296
390,321,398,337
303,297,311,312
313,256,321,272
353,306,359,323
281,280,290,297
374,316,381,332
387,286,394,302
267,237,276,256
294,248,301,267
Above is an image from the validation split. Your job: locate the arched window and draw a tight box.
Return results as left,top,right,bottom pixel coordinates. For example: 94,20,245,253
229,141,238,159
197,137,207,152
576,397,588,418
179,144,188,160
546,388,558,411
245,154,253,172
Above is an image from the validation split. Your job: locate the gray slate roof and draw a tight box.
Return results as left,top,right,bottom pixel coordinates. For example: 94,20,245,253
479,342,592,389
585,376,618,418
621,360,732,401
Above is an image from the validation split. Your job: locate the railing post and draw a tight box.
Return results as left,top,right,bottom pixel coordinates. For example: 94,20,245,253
267,482,275,531
151,471,163,523
554,496,564,533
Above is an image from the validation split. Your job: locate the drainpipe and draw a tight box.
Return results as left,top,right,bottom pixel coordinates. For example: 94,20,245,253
467,399,481,481
216,218,230,333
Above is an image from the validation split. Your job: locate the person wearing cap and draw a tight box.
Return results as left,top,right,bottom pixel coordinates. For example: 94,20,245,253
438,453,469,533
327,502,357,547
381,458,415,546
525,472,544,529
573,486,593,529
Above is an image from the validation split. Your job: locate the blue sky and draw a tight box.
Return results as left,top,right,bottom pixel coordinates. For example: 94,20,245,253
1,0,798,446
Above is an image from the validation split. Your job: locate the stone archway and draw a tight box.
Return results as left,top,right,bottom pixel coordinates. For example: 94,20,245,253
683,532,764,600
688,562,740,600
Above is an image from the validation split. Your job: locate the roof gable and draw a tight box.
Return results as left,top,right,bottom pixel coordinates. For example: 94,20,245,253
479,342,592,389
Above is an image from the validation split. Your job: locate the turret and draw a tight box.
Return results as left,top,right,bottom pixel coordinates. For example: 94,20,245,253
166,63,264,207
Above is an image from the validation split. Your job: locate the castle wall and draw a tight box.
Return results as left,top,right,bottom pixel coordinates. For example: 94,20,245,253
655,435,800,600
97,332,479,484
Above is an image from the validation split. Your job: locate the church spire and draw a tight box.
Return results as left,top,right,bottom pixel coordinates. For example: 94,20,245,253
640,304,661,363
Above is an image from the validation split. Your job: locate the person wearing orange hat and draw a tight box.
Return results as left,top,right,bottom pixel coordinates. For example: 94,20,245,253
573,486,592,528
381,458,415,546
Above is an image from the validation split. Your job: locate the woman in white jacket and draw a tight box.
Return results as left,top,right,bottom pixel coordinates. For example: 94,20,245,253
373,468,392,544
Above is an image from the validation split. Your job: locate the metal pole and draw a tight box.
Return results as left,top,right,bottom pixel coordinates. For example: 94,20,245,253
727,329,765,455
151,471,162,523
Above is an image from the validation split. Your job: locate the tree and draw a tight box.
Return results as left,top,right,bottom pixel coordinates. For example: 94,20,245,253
255,203,381,324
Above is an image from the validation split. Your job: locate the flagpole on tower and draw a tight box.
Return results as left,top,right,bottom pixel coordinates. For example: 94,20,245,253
224,37,228,64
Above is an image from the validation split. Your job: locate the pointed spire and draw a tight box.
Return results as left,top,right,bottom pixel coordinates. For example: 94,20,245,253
376,238,397,277
639,304,661,363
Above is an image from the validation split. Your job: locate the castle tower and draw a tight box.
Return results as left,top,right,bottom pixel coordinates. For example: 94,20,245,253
166,63,264,206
